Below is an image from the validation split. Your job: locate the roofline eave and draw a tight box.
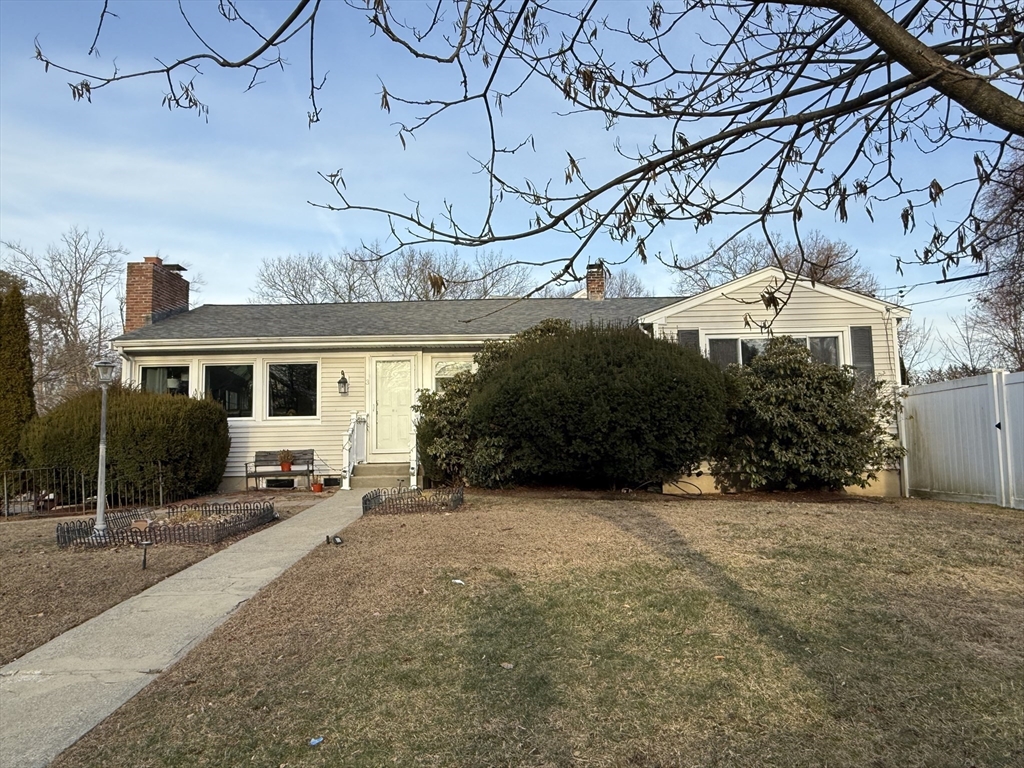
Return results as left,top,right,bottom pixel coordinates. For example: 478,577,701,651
112,333,510,353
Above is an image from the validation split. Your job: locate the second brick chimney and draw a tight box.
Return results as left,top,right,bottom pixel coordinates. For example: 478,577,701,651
124,257,190,333
586,262,606,301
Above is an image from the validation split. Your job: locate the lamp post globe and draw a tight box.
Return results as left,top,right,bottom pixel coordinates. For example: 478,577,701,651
93,359,116,536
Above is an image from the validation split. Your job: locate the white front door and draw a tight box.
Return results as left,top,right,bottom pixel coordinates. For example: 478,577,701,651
372,359,413,454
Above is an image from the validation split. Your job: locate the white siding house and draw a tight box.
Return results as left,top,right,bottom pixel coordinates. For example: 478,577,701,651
113,261,909,493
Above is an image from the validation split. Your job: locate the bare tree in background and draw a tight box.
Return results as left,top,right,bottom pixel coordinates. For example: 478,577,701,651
33,0,1023,309
969,143,1024,371
896,317,937,385
1,227,127,409
535,268,653,298
671,231,880,296
252,247,531,303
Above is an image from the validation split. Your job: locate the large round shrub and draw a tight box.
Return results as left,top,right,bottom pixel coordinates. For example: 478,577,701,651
463,323,727,488
710,336,903,491
21,384,230,500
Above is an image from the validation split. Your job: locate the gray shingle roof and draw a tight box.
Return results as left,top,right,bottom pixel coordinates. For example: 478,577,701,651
115,297,683,343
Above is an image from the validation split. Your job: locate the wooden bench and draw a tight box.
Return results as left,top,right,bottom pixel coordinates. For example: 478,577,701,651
245,449,315,491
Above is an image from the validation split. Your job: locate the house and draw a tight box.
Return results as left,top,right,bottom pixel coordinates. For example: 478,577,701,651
113,257,910,494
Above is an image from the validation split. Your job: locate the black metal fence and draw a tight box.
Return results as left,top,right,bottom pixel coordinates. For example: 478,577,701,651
3,463,184,518
55,501,277,549
362,486,464,515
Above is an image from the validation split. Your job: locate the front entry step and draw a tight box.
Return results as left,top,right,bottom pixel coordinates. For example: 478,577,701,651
350,463,411,490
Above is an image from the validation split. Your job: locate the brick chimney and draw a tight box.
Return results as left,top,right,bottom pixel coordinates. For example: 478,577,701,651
586,262,606,301
124,256,189,333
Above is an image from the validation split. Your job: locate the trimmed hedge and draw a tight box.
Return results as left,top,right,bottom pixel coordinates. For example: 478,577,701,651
21,384,230,500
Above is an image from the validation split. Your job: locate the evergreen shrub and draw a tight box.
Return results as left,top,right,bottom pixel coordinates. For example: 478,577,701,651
417,322,728,489
0,285,37,472
710,337,904,491
21,384,230,500
415,370,474,485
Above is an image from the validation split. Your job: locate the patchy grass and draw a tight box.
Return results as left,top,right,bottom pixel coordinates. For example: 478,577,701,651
0,490,325,665
50,493,1023,768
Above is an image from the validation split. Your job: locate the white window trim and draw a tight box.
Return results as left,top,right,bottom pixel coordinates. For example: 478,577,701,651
430,357,476,391
134,359,195,391
700,330,849,366
264,359,321,420
201,359,257,421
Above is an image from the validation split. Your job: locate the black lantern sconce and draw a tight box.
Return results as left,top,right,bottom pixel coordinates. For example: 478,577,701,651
337,371,349,395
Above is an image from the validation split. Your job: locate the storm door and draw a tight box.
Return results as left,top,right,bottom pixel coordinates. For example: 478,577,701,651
372,359,413,455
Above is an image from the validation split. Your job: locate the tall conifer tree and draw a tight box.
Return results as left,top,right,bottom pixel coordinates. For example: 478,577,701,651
0,286,37,471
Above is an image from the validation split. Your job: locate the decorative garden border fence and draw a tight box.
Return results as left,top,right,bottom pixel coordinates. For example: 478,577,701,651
362,486,464,515
3,462,185,518
56,502,277,549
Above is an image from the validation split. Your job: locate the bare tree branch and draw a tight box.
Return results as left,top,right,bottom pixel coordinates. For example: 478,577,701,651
32,1,1024,315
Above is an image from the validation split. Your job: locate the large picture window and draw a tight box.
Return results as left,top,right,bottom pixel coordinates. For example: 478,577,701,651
707,336,841,368
204,365,253,417
268,363,318,417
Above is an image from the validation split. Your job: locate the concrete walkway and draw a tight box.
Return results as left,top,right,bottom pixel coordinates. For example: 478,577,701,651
0,491,363,768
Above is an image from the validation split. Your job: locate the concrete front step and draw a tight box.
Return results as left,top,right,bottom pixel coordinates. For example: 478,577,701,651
351,462,409,477
349,463,413,490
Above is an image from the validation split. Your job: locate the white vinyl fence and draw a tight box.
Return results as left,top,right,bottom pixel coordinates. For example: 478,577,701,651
902,371,1023,509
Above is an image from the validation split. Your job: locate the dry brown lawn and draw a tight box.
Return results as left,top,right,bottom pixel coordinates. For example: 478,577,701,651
0,489,325,665
46,491,1023,768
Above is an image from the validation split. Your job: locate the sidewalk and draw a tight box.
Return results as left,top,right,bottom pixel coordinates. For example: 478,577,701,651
0,491,363,768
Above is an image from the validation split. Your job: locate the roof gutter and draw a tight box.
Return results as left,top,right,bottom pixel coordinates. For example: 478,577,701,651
112,333,508,354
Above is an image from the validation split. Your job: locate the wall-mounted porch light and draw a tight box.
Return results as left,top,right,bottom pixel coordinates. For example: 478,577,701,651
337,371,349,395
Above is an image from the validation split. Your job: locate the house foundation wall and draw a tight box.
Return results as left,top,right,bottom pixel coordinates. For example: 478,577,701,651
663,467,901,497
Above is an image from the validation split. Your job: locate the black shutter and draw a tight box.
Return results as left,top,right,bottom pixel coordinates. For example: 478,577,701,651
677,329,700,351
850,326,875,381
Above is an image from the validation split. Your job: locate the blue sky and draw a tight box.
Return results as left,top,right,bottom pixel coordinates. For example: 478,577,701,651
0,0,997,350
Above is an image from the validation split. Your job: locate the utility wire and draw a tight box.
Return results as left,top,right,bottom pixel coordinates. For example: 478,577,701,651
902,289,983,307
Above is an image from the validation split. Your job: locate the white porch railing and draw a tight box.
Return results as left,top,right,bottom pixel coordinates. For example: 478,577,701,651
342,412,367,491
409,417,419,490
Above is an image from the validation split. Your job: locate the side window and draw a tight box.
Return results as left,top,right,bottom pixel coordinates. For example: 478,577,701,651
204,365,254,417
809,336,839,366
140,365,190,395
740,338,768,366
708,339,739,368
268,363,318,417
677,329,699,351
434,360,473,391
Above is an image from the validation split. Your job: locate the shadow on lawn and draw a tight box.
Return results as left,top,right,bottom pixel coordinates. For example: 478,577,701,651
589,504,1022,765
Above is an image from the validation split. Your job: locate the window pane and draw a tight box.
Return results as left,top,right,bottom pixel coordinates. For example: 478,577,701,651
434,360,473,391
810,336,839,366
709,339,739,368
741,338,769,366
141,366,190,395
269,363,317,417
205,365,253,417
